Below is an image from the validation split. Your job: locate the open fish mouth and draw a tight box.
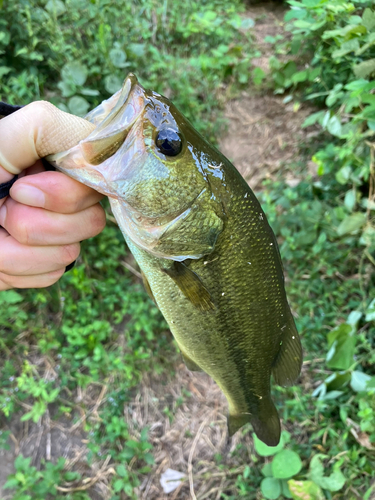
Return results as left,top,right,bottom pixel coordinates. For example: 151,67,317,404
46,74,146,195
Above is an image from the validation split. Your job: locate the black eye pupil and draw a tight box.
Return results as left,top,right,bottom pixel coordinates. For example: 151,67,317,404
155,128,182,156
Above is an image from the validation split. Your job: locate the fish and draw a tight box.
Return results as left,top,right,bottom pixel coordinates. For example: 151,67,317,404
48,74,302,446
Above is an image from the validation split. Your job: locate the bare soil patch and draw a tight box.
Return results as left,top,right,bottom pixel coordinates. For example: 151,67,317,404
219,93,313,188
131,366,254,500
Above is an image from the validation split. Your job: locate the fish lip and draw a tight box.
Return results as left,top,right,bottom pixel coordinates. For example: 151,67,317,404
46,74,147,190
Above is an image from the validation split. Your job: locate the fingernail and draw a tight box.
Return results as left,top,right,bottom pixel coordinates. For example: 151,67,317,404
0,204,6,226
12,185,45,207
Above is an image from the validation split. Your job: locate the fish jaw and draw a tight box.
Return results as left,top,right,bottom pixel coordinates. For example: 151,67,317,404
46,74,147,197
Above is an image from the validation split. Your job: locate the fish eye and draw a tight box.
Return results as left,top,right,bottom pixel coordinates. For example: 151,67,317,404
155,128,183,156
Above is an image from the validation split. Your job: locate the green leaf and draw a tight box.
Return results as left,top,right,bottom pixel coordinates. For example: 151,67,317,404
116,464,128,477
302,111,325,128
344,190,356,212
109,47,129,68
262,463,274,477
241,17,255,30
337,212,366,236
57,80,76,97
351,371,372,392
272,450,302,479
0,290,23,304
281,479,293,498
326,91,344,107
345,79,369,91
0,66,11,78
128,43,146,57
261,477,282,500
61,61,88,86
326,323,356,370
347,310,362,327
325,371,351,392
291,70,308,84
335,165,352,185
362,8,375,31
353,59,375,79
81,88,100,96
288,480,324,500
104,74,123,94
309,455,346,492
332,39,359,58
252,67,266,86
365,298,375,321
45,0,66,16
326,115,342,137
68,96,90,116
253,430,290,456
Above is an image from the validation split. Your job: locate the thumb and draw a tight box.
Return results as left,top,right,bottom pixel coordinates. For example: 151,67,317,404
0,101,95,174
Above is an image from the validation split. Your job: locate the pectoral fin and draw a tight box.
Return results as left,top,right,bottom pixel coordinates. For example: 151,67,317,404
272,312,302,387
141,271,157,305
162,261,215,312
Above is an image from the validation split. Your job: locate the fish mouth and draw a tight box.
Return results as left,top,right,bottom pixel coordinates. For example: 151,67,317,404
46,74,146,192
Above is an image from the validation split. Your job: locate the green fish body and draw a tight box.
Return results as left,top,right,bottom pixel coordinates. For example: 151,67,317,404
48,74,302,446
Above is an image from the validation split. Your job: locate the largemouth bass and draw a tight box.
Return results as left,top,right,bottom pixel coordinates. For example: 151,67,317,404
48,74,302,446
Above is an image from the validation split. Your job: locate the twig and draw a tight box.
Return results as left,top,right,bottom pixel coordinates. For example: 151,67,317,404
121,260,142,279
56,455,112,492
46,409,51,461
70,384,107,432
188,415,210,500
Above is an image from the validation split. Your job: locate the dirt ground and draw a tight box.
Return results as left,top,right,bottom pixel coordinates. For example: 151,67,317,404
0,3,316,498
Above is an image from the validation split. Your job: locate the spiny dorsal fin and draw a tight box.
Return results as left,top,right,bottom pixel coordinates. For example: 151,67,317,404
162,261,215,312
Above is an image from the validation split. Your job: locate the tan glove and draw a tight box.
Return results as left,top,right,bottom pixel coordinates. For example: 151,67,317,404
0,101,106,291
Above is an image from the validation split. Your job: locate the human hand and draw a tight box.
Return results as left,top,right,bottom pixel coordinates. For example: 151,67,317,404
0,101,106,291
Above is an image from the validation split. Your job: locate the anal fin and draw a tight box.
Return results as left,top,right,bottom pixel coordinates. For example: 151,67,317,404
162,261,215,312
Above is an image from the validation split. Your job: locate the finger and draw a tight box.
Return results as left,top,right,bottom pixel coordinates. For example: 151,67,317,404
10,170,103,214
0,165,16,208
0,101,95,174
0,268,65,291
0,197,106,246
0,229,80,276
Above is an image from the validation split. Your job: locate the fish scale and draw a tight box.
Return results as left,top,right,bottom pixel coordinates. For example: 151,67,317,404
48,74,302,446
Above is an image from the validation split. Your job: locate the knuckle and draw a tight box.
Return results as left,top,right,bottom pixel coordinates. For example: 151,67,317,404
25,100,56,120
13,217,32,245
0,274,12,290
60,243,80,266
89,205,106,236
0,254,10,275
45,269,65,287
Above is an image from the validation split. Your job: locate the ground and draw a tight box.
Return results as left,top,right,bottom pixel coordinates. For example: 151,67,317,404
0,4,316,499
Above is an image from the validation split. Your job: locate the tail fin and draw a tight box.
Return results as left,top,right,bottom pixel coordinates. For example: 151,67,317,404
228,397,281,446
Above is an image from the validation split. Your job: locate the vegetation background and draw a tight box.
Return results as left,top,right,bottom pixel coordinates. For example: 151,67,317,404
0,0,374,498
